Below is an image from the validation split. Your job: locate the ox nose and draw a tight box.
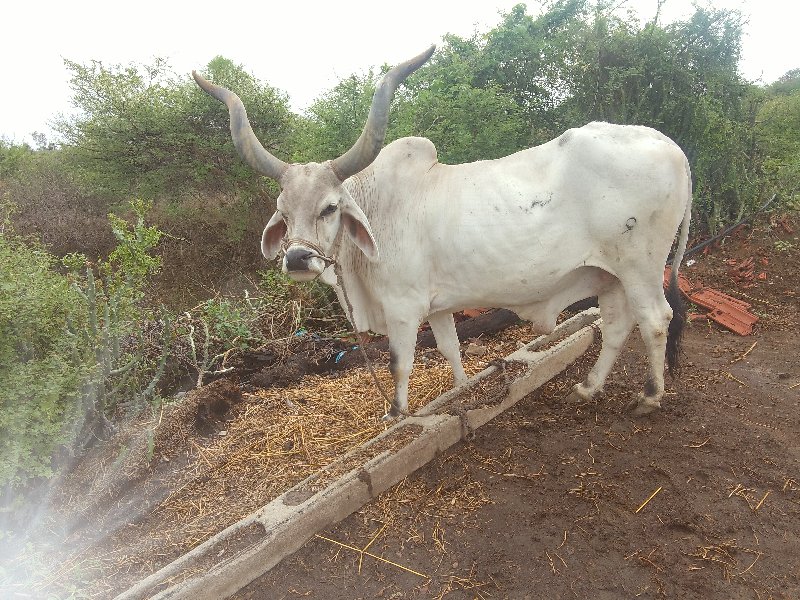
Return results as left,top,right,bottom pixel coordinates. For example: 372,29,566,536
285,248,314,272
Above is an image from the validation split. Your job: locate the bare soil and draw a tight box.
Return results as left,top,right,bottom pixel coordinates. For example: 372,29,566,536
5,215,799,600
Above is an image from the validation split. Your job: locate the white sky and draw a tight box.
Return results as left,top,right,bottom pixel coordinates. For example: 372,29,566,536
1,0,797,145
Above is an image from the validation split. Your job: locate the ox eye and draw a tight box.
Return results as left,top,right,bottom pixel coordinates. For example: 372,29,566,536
320,204,338,218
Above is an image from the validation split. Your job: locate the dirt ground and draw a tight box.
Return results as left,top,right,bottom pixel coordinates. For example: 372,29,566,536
4,215,798,600
236,331,799,600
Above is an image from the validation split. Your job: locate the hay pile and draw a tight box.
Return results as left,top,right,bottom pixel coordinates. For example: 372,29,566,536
50,323,539,597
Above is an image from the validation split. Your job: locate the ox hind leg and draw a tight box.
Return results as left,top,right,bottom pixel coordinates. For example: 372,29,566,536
428,311,468,389
570,280,636,402
623,277,675,416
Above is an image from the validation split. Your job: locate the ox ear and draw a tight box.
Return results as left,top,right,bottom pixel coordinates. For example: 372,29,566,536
340,199,379,261
261,211,287,259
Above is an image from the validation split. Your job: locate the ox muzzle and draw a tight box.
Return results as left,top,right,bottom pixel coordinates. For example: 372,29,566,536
282,240,334,282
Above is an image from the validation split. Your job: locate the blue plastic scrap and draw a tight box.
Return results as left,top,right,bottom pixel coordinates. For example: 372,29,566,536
334,345,359,363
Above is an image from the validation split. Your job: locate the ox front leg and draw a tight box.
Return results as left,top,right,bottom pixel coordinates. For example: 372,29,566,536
428,311,468,389
384,319,419,421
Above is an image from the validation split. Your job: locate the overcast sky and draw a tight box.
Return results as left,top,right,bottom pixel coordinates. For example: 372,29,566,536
1,0,796,144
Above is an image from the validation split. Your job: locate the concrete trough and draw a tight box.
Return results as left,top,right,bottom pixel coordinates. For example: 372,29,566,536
116,309,600,600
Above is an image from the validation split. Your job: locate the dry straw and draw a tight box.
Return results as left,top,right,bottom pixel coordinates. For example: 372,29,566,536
50,322,539,597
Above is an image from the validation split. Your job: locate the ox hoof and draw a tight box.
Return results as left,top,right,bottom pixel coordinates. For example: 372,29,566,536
564,383,593,404
625,395,661,416
381,410,406,422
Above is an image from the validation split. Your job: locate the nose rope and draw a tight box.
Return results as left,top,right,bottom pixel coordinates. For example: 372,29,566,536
280,233,403,416
281,238,336,266
333,259,404,417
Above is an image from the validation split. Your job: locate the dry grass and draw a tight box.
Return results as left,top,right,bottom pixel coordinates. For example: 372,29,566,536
40,323,541,597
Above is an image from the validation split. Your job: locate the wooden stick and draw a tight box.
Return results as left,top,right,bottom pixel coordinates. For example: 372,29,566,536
315,534,428,578
731,341,757,364
754,490,770,511
635,486,663,514
725,372,747,387
684,437,711,449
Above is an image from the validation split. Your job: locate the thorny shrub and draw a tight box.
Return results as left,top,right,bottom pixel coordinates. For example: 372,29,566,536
169,270,347,390
0,232,92,489
0,199,168,496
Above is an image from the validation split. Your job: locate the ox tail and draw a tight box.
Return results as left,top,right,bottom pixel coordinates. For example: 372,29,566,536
665,162,693,376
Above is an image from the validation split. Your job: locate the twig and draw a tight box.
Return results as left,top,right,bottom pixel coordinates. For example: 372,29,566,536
753,490,770,511
725,372,748,387
558,530,568,550
736,552,762,576
635,486,663,514
730,341,757,364
315,534,428,578
298,422,313,464
684,437,711,448
638,549,663,572
191,440,214,470
544,550,560,575
359,523,388,574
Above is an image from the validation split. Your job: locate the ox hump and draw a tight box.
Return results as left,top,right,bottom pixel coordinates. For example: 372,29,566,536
377,137,439,172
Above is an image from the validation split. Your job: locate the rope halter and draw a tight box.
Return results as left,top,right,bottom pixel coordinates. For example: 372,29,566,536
280,237,337,268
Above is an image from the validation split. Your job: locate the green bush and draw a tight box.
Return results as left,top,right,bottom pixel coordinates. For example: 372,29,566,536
0,200,169,491
0,234,91,487
199,297,262,351
54,56,296,202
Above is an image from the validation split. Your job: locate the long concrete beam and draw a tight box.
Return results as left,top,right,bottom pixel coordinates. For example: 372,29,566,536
116,309,600,600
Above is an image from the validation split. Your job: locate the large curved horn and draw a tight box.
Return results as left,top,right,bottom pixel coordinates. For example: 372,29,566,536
331,45,435,181
193,71,289,182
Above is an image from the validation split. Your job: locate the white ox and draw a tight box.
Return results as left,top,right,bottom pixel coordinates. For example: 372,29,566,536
194,46,691,418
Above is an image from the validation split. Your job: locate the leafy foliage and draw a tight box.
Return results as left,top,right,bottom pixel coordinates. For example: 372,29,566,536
296,43,528,165
0,233,91,487
0,139,33,180
104,198,163,305
757,72,800,206
0,201,170,491
391,39,529,164
472,0,589,137
54,56,296,201
258,269,346,337
296,73,377,163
